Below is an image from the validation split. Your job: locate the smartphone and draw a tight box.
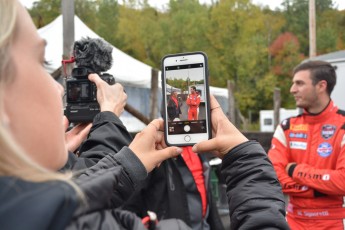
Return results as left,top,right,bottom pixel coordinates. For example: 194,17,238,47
161,51,211,146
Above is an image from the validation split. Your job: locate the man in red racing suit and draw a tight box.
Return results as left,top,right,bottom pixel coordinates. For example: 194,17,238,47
186,86,200,120
268,60,345,229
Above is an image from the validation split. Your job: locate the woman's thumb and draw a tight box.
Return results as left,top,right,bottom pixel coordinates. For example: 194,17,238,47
192,138,217,153
158,147,183,162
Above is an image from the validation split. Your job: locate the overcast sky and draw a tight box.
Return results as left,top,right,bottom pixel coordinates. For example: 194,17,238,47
140,0,345,10
20,0,345,10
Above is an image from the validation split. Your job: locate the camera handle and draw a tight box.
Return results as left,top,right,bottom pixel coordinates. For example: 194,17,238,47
62,56,75,77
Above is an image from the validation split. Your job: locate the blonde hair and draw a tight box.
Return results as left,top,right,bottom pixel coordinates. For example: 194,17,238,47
0,0,83,198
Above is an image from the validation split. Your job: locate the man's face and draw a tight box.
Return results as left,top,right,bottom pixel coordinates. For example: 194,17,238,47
190,88,195,94
290,70,318,109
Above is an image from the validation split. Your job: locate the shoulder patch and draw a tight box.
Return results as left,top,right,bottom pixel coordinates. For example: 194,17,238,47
280,118,290,131
337,110,345,116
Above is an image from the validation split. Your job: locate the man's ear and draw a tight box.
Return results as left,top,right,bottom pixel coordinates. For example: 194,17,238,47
317,80,327,93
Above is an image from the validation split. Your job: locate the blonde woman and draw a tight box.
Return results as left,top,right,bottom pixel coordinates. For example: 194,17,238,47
0,1,290,229
0,1,185,229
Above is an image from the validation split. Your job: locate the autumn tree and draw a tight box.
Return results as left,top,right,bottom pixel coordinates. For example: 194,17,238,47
267,32,304,108
316,7,345,53
206,0,284,117
27,0,345,130
281,0,335,56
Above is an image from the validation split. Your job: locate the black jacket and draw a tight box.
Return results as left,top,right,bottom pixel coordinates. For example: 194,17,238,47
62,111,133,171
0,149,190,229
123,155,225,230
0,121,289,230
221,141,290,230
167,97,181,121
58,112,288,229
0,148,149,230
63,111,222,229
0,111,191,229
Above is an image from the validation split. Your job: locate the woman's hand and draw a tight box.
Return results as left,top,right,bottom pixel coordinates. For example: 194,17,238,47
88,74,127,116
129,119,183,173
63,116,92,153
192,95,248,159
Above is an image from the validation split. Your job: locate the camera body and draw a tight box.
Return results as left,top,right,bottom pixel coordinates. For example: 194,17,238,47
64,67,115,123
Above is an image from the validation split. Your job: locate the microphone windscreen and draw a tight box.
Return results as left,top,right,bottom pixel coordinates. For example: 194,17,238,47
73,37,113,72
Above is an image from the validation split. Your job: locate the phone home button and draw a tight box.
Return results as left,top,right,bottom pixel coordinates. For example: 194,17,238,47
184,135,191,142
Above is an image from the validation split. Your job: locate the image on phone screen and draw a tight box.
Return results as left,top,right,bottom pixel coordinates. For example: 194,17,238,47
165,63,207,135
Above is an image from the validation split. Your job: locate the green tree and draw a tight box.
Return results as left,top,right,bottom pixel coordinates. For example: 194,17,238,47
93,0,120,47
281,0,335,56
163,0,209,53
206,0,279,115
115,0,210,69
317,8,345,53
29,0,61,28
27,0,345,128
115,5,147,61
29,0,98,30
74,0,98,30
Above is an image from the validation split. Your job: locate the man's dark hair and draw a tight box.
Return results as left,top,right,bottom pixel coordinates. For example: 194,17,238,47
293,60,336,96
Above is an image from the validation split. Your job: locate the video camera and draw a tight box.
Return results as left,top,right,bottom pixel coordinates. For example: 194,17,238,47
64,37,115,123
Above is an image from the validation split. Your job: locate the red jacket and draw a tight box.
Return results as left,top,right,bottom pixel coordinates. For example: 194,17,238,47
186,93,200,109
268,100,345,219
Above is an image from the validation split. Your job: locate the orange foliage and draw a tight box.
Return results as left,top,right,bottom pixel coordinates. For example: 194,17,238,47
269,32,299,56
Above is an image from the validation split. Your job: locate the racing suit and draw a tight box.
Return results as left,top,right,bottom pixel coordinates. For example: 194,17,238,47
186,93,200,120
268,100,345,229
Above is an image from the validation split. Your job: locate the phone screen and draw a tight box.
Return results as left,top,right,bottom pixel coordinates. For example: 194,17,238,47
162,52,210,146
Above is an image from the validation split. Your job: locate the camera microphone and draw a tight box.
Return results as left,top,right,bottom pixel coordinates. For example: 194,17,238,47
73,37,113,73
64,37,115,123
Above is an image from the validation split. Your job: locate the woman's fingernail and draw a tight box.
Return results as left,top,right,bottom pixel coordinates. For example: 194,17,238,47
176,147,183,154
